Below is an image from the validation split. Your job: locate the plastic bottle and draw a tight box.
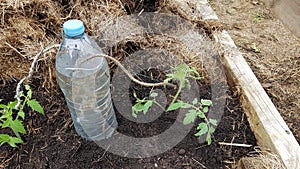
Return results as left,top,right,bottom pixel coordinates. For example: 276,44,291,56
55,19,118,141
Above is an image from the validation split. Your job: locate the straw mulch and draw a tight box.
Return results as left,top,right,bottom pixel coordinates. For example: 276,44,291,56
0,0,126,82
0,0,223,85
234,147,286,169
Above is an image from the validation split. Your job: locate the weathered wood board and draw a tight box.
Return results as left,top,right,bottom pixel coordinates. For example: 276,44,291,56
172,0,300,168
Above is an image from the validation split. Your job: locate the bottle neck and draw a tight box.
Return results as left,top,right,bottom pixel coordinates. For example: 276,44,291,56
64,33,85,39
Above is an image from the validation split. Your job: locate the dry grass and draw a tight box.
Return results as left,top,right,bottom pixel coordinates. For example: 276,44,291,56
234,147,286,169
0,0,61,80
0,0,126,81
159,0,224,37
0,0,222,82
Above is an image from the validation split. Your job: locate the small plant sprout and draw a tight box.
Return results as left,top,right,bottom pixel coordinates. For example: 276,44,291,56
182,98,216,145
131,64,217,145
250,42,260,52
252,12,264,23
166,98,216,145
0,85,44,147
132,91,163,118
164,64,201,106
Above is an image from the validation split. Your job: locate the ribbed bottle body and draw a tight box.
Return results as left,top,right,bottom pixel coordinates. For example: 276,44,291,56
56,34,117,140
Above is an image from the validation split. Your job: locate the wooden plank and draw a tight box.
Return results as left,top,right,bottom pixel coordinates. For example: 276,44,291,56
214,30,300,169
171,0,300,168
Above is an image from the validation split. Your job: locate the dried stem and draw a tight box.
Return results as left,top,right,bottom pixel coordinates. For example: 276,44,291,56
15,44,60,108
218,142,253,148
5,42,26,58
77,53,176,88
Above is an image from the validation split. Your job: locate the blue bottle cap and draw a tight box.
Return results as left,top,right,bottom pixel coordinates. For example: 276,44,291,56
63,19,85,37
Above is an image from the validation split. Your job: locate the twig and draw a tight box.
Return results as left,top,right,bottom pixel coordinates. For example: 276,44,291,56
93,145,111,163
60,4,78,20
191,157,207,168
218,142,252,148
0,154,15,168
117,0,126,12
14,44,60,108
71,143,82,158
5,42,26,58
29,145,35,163
77,53,176,88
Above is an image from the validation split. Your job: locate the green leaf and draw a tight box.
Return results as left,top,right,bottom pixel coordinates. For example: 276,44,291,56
132,111,137,118
0,134,10,140
0,110,11,119
132,106,138,118
172,64,189,83
164,77,172,84
27,88,32,99
183,110,197,125
18,111,25,120
5,107,13,118
0,114,7,120
9,119,26,136
196,122,207,130
195,123,208,137
8,100,18,109
167,101,183,111
27,99,44,114
201,99,212,106
0,104,7,109
203,107,209,113
206,133,212,145
25,84,30,91
9,136,23,147
143,101,153,114
209,119,218,126
132,103,144,112
0,134,23,147
133,91,137,99
165,73,174,79
0,134,10,146
188,109,196,114
2,119,11,128
197,111,205,118
181,103,192,109
192,98,198,105
209,127,216,134
150,92,158,98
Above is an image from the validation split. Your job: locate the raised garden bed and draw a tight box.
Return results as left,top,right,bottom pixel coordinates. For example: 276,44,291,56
1,0,299,169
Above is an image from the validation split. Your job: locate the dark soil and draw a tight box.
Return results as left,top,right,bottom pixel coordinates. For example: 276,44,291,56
0,70,257,169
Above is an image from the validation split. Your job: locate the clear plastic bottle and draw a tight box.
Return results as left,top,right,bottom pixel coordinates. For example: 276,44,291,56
55,19,117,141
